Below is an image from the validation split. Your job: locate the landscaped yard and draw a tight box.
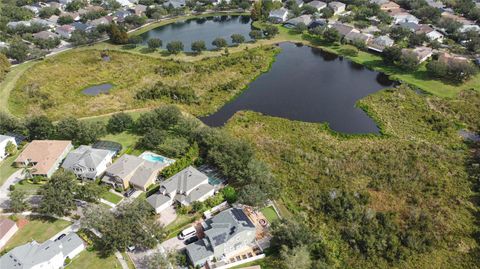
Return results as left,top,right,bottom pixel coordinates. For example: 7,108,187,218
67,249,121,269
100,190,123,205
260,206,279,223
0,148,22,187
3,216,71,251
98,132,140,156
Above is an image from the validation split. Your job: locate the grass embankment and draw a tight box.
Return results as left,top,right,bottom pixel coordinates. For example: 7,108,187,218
251,21,480,98
0,61,37,115
225,86,480,268
9,46,278,120
2,216,71,251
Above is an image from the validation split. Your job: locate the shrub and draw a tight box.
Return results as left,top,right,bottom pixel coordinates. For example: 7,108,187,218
135,81,197,104
107,112,134,133
166,41,184,54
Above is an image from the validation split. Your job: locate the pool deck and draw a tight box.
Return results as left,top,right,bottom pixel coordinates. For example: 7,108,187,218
139,151,176,165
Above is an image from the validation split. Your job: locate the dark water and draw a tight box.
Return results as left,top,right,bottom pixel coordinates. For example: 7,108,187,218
140,15,252,51
82,83,113,96
200,43,394,134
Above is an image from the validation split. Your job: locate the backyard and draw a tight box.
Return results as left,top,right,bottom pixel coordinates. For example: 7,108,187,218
2,216,71,251
67,249,122,269
260,206,279,223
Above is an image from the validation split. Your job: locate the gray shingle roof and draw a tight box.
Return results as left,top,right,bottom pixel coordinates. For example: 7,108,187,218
62,145,114,178
161,166,208,195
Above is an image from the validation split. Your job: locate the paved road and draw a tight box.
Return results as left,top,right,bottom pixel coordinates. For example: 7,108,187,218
0,169,23,209
114,251,129,269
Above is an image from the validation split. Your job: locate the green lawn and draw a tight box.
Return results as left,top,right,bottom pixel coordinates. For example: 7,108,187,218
0,149,22,187
98,132,140,156
164,213,199,239
67,249,122,269
2,216,71,251
14,180,44,194
260,206,279,223
100,191,123,205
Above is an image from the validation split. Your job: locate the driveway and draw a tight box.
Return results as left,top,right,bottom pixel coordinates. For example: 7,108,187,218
0,169,23,209
160,236,186,252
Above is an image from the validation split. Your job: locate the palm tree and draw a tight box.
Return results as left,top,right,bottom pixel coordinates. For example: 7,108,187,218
21,166,37,179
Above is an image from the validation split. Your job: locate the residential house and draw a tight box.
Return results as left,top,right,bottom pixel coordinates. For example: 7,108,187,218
269,8,289,23
329,22,358,37
134,4,147,16
416,25,443,41
344,31,372,44
71,22,93,32
147,166,215,213
60,12,81,21
102,154,168,191
284,15,312,28
460,24,480,33
306,0,327,11
15,140,72,178
402,46,433,63
367,35,394,52
89,17,110,27
163,0,186,8
0,233,84,269
116,0,135,7
32,31,58,40
47,15,59,24
328,1,346,14
437,52,469,65
62,145,115,180
295,0,304,7
0,219,18,249
309,18,328,28
0,135,16,161
380,1,401,12
425,0,445,9
23,5,41,15
393,13,420,24
399,21,421,32
370,0,388,5
6,21,31,29
185,207,257,267
56,25,75,39
31,18,56,29
114,10,132,23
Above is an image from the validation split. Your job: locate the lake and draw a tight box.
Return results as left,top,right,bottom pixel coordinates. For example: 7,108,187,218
82,83,113,96
200,43,394,134
139,15,252,51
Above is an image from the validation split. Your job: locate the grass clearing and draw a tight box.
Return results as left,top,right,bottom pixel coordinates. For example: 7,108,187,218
2,216,71,251
9,46,278,120
100,190,123,204
260,206,279,223
98,132,140,156
67,249,121,269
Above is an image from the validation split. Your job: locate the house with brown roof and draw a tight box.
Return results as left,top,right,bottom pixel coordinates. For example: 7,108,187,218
402,46,433,63
0,219,18,249
380,1,400,12
14,140,73,178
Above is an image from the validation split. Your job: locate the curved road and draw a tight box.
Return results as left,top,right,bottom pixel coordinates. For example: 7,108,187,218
0,169,23,210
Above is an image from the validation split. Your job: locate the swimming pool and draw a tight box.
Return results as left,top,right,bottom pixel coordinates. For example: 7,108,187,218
139,152,175,165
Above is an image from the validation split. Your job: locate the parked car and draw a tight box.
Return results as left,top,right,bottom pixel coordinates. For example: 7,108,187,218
185,235,198,245
55,234,66,241
178,226,196,240
124,188,135,197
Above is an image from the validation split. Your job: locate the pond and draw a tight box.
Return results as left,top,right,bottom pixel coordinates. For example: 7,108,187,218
82,83,113,96
139,15,252,51
200,43,394,134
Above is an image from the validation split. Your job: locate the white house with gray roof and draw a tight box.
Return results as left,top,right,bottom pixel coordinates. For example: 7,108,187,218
147,166,215,214
185,207,257,267
269,7,289,23
0,233,84,269
329,1,346,14
62,145,115,179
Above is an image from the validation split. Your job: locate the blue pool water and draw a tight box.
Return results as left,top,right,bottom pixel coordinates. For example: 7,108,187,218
140,152,175,165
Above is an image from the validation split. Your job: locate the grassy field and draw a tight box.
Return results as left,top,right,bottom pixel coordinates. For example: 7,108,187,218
260,206,279,223
8,45,278,120
0,61,37,114
67,249,121,269
2,216,71,251
98,132,140,156
225,85,480,268
100,190,123,204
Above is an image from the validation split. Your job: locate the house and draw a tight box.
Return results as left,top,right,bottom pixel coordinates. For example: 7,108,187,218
56,25,75,39
0,219,18,249
60,12,81,21
32,31,58,40
437,52,469,65
89,17,110,27
425,0,445,9
102,154,168,191
309,18,328,28
370,0,388,5
71,22,93,32
163,0,186,8
14,140,73,178
147,166,215,213
6,21,31,29
306,0,327,11
295,0,304,7
329,22,358,37
185,207,257,267
367,35,394,52
460,24,480,33
402,46,433,63
328,1,346,14
134,4,147,16
399,22,421,32
380,1,400,12
0,233,84,269
62,145,115,180
344,31,372,44
416,25,443,41
31,18,56,29
284,15,312,28
116,0,135,7
47,15,59,24
23,5,41,15
393,13,419,24
0,135,16,161
269,8,289,23
114,10,132,23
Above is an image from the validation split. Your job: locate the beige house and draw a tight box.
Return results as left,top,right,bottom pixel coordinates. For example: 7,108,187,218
102,154,168,191
14,140,73,178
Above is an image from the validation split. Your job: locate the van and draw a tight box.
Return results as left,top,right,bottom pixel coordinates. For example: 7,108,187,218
178,226,196,240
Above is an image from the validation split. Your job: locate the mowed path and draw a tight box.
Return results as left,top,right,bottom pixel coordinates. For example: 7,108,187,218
0,61,36,114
